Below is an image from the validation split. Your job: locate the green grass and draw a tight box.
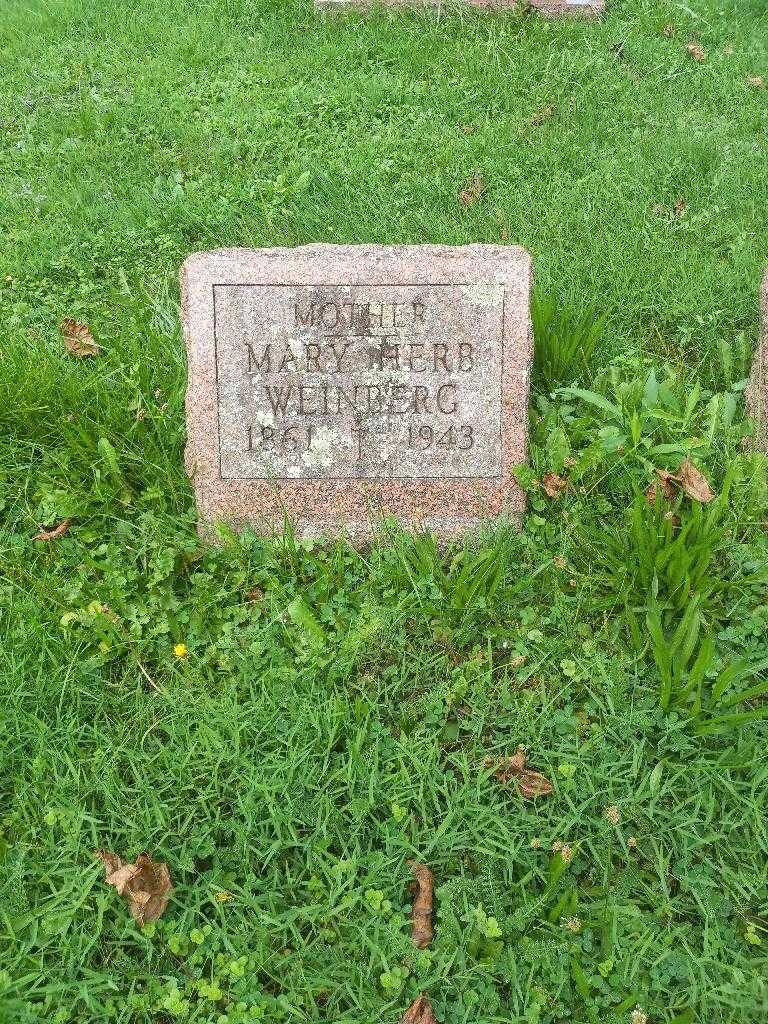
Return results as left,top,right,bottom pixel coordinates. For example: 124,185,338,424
2,1,768,1022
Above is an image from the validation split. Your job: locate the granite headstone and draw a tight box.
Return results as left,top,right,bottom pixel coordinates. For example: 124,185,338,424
182,244,532,540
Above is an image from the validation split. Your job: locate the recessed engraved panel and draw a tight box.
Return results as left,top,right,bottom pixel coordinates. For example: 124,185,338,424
213,284,504,480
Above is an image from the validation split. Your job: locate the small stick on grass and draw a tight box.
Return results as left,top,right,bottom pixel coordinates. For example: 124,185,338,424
136,659,163,694
407,860,434,949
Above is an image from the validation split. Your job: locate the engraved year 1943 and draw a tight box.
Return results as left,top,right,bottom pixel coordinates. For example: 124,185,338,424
408,422,474,451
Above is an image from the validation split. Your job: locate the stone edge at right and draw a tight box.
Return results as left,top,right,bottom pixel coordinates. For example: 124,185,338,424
746,271,768,450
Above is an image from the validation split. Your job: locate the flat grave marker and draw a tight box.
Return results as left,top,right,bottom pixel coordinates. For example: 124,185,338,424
315,0,605,18
183,244,532,540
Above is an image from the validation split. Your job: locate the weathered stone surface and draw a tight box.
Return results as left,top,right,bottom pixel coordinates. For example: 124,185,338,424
746,271,768,449
183,244,532,541
315,0,605,17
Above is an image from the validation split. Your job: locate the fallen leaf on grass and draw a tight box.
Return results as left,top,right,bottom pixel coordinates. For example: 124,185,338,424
401,994,437,1024
541,472,567,498
645,469,677,503
686,42,706,62
407,861,434,949
460,123,477,134
652,198,686,220
531,104,555,126
96,851,172,926
488,746,554,800
662,23,676,38
458,171,486,207
517,771,554,800
747,75,764,89
646,460,714,505
677,459,715,503
61,319,100,357
33,518,72,542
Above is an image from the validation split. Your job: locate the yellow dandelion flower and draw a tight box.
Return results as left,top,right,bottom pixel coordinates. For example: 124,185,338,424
174,643,188,659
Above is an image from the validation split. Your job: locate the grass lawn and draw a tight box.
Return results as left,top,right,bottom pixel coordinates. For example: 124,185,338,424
2,0,768,1021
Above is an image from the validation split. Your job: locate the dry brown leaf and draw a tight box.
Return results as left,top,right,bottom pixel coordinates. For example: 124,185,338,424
747,75,765,89
407,861,434,949
646,462,714,504
96,851,172,926
651,199,685,220
686,42,706,62
531,104,555,126
458,171,486,207
541,472,567,499
401,994,437,1024
488,746,554,800
516,769,555,800
645,469,677,503
33,518,72,542
662,23,676,38
61,319,100,357
97,850,123,876
677,459,715,503
656,469,678,496
460,124,477,134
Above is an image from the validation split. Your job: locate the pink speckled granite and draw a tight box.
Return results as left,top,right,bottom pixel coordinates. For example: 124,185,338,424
182,244,532,542
315,0,605,17
746,272,768,449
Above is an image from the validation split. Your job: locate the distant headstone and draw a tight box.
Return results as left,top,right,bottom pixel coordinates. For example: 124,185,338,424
183,244,532,541
746,271,768,449
315,0,605,17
